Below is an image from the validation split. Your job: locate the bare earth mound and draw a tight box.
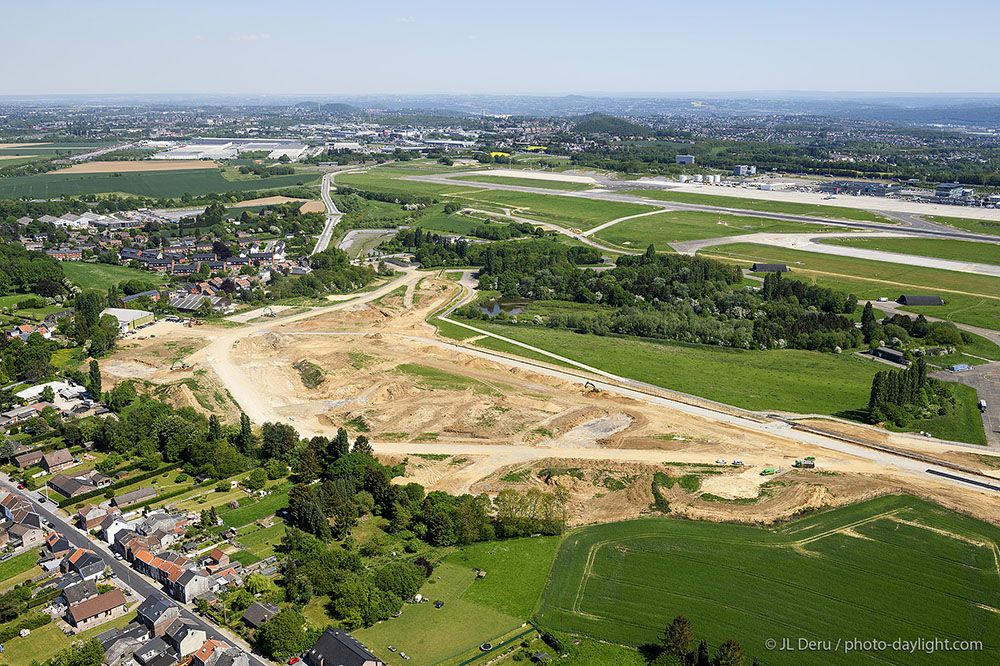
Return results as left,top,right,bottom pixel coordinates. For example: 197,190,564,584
233,196,309,207
299,200,326,213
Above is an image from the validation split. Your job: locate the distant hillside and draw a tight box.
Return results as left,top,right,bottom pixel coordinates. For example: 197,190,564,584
572,113,649,136
294,101,356,114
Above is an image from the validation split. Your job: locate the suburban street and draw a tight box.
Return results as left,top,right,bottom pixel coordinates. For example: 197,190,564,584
0,474,274,666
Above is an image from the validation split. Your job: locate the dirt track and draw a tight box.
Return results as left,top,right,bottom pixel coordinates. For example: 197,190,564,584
113,269,1000,525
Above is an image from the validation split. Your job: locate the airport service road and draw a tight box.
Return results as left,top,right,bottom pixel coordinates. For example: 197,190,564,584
868,300,1000,349
407,171,1000,242
0,475,273,666
671,231,1000,278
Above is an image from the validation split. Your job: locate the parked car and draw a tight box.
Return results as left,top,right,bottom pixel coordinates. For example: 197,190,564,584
287,658,300,665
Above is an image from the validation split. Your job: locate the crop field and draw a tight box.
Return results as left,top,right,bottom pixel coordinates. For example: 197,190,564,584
536,496,1000,665
451,319,880,415
623,189,894,223
452,174,595,191
593,210,840,246
414,211,483,235
0,168,318,199
930,215,1000,237
62,261,169,291
701,243,1000,330
52,160,219,174
445,190,657,230
818,236,1000,266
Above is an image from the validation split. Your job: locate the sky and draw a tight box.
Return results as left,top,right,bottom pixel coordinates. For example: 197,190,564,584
2,0,999,96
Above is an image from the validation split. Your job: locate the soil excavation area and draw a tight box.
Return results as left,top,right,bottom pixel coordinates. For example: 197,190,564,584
106,270,1000,526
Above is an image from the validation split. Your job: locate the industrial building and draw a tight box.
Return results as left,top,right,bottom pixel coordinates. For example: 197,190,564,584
675,154,695,165
897,295,945,306
934,182,973,199
733,165,756,177
152,138,308,161
101,308,155,335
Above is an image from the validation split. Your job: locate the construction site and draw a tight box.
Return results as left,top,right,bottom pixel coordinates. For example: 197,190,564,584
100,268,1000,527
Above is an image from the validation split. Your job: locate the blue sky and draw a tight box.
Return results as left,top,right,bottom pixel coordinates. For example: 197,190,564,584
2,0,997,95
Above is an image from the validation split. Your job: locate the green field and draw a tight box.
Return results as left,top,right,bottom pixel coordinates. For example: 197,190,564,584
701,243,1000,330
353,562,523,666
452,174,594,191
930,215,1000,237
444,536,561,617
536,496,1000,665
451,319,881,416
2,610,138,666
337,170,466,197
624,189,893,223
818,237,1000,266
593,210,839,247
446,190,656,230
220,490,290,527
0,168,318,199
0,550,39,586
62,262,169,291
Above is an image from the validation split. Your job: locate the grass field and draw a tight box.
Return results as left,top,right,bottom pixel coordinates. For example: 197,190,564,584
536,496,1000,666
930,215,1000,237
220,489,290,527
337,170,467,197
450,319,881,416
0,550,39,587
452,174,594,191
2,610,137,666
352,562,523,666
623,188,894,223
0,168,318,199
394,363,499,395
593,210,839,247
701,243,1000,330
446,190,656,230
62,261,169,291
444,536,561,617
817,236,1000,266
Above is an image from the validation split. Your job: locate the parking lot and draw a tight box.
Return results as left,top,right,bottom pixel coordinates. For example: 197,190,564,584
936,361,1000,448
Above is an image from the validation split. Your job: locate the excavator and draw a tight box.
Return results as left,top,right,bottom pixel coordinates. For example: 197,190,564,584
584,381,601,393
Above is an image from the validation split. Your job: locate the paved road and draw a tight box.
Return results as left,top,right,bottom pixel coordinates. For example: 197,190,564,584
931,362,1000,448
671,231,1000,278
311,172,341,255
869,300,1000,349
0,475,273,666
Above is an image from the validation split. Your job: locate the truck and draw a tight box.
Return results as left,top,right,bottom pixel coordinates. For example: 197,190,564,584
760,468,775,476
793,460,816,469
980,400,988,413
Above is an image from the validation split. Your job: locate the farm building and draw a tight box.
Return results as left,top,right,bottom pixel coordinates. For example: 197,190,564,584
897,295,944,306
112,486,158,508
751,263,788,273
101,308,155,335
872,347,907,365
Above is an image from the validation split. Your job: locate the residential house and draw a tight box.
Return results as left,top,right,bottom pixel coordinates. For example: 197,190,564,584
192,640,231,666
46,531,72,557
50,470,112,498
76,502,118,530
163,619,207,657
240,601,278,630
46,247,83,261
62,578,98,607
101,514,131,545
41,448,75,473
5,323,52,341
306,627,385,666
120,290,161,307
67,588,129,630
14,449,43,468
97,622,151,666
8,523,45,548
134,636,177,666
136,595,180,637
62,548,106,580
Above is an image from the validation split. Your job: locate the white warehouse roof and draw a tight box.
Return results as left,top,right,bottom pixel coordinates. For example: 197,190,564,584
101,308,153,324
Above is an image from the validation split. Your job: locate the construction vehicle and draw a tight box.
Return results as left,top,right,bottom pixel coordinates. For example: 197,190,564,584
760,467,775,476
731,460,744,467
262,307,276,318
793,460,816,469
170,360,190,370
804,456,815,461
980,400,988,413
584,381,601,393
